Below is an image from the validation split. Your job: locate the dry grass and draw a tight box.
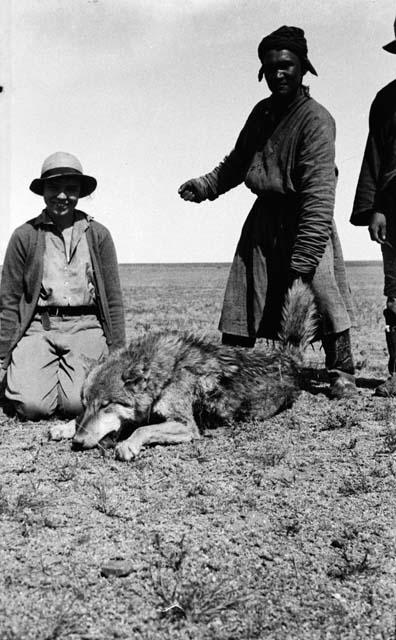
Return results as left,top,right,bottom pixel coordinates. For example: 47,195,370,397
2,261,396,639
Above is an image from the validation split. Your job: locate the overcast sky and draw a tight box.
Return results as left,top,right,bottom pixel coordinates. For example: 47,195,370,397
1,0,396,263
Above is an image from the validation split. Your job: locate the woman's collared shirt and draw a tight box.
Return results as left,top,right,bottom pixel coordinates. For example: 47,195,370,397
39,210,96,307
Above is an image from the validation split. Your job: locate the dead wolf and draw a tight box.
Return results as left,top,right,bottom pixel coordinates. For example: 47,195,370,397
50,280,316,460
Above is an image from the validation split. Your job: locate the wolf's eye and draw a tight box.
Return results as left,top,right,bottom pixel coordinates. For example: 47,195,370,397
123,374,144,387
101,400,110,408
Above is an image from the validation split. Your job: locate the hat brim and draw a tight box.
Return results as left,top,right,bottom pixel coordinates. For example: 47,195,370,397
383,40,396,53
30,173,97,198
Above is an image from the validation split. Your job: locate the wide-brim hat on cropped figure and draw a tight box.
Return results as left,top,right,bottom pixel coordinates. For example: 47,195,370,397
30,151,97,198
383,18,396,53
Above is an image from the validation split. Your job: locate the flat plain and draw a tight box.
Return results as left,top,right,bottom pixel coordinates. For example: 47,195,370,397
1,261,396,640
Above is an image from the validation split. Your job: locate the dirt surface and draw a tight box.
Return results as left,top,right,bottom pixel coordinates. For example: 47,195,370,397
1,262,396,640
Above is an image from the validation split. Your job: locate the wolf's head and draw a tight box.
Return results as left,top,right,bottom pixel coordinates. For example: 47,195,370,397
72,348,155,449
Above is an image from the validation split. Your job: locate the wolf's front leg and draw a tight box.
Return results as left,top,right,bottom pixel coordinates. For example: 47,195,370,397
49,418,76,441
115,420,199,461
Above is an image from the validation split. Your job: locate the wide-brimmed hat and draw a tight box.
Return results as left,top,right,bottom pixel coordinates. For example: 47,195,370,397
258,25,318,81
383,18,396,53
29,151,97,197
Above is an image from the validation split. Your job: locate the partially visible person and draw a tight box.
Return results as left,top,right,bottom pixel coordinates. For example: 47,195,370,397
179,25,355,398
0,151,125,419
351,18,396,396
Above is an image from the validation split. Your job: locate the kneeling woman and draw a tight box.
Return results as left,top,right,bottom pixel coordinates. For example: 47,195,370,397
0,152,125,419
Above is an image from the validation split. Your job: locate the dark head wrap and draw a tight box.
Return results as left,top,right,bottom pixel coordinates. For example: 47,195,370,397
257,25,318,81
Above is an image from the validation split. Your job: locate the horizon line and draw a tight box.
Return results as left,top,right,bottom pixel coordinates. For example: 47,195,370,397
117,259,383,266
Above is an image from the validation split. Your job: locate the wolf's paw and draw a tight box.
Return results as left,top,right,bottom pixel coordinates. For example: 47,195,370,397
49,419,76,441
115,440,140,461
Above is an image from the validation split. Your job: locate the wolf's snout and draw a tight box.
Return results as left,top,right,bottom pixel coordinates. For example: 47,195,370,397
72,432,95,449
71,437,85,450
71,417,98,449
71,407,123,451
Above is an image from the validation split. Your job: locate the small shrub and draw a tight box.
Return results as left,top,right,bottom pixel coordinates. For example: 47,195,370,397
373,398,395,426
321,408,360,431
338,452,373,495
328,543,372,581
246,448,287,467
150,533,251,624
0,485,10,515
382,427,396,454
160,577,251,624
56,459,79,483
261,449,287,467
338,474,372,496
328,526,376,581
43,596,81,640
94,479,117,517
14,480,49,513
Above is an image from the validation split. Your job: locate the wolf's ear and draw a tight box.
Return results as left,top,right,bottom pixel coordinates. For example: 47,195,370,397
80,354,97,373
123,374,143,389
80,353,107,373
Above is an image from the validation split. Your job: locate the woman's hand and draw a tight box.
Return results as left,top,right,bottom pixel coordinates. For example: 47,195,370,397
178,179,204,203
368,211,387,244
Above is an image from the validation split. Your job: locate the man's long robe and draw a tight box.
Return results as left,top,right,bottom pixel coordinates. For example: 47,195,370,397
195,88,353,339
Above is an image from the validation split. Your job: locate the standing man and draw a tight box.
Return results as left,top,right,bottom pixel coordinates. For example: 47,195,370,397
0,152,125,419
179,26,356,398
351,19,396,396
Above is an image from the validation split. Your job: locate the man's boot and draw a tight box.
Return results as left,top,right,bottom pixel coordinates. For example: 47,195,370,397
375,309,396,397
322,329,357,399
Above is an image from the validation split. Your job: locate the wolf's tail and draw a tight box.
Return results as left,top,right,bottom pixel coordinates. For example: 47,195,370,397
278,279,318,351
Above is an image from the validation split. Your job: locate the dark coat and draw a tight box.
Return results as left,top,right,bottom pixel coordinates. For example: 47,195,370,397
0,210,126,368
194,89,353,338
351,79,396,227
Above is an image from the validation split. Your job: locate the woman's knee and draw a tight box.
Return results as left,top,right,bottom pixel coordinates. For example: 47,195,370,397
11,396,55,421
59,393,83,418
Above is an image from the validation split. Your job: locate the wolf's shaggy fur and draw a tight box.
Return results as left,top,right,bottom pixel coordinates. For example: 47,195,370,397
51,280,316,460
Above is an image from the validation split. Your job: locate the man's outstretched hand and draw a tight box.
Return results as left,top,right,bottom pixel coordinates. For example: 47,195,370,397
178,179,204,203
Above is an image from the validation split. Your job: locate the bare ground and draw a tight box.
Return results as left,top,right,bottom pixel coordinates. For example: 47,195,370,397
1,262,396,640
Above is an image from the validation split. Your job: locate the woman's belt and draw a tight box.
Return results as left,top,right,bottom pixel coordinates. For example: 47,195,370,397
36,305,98,330
37,305,98,316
